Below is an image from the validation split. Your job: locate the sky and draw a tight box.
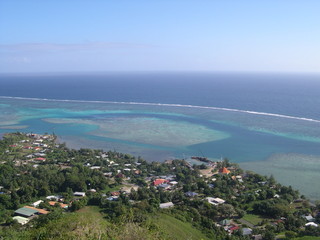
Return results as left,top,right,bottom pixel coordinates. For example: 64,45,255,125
1,1,320,73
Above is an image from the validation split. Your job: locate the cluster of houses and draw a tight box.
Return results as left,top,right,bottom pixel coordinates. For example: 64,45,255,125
152,176,178,189
13,205,49,225
5,134,320,237
12,192,95,225
7,133,54,167
84,155,143,179
304,214,319,228
12,195,68,225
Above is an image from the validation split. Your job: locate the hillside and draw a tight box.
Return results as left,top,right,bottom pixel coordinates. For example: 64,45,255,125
0,132,320,240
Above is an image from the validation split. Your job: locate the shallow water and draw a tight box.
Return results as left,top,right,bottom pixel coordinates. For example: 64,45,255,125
1,97,320,199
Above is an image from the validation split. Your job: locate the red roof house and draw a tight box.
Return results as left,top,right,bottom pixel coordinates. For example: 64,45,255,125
219,167,230,174
153,179,169,186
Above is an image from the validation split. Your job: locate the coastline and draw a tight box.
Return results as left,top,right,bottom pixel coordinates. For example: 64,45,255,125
1,96,320,200
240,153,320,200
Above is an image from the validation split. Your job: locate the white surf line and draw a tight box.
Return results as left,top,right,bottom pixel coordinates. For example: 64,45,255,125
1,95,320,124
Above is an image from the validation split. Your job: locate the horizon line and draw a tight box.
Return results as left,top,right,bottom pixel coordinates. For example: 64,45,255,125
1,70,320,76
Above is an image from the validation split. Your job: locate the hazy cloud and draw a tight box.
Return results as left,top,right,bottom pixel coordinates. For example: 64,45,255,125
0,42,156,53
2,56,31,64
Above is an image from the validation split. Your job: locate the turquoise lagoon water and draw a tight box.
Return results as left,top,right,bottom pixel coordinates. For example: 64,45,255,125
1,97,320,199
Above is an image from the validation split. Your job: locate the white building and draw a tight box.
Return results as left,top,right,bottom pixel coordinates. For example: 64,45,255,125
305,222,318,227
206,197,225,205
74,192,86,197
159,202,174,209
13,216,30,225
31,200,43,207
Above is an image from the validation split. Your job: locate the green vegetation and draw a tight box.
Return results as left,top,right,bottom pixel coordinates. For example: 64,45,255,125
241,213,264,226
0,132,320,240
152,213,209,240
293,237,320,240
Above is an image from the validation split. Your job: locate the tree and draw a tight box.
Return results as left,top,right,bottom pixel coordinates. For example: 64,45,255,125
218,204,236,218
285,231,297,239
115,176,123,185
263,230,275,240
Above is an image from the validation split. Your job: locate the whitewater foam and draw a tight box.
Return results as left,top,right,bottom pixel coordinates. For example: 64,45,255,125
1,95,320,124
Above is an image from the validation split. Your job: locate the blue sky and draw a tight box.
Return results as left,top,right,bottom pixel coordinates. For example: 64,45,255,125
1,1,320,73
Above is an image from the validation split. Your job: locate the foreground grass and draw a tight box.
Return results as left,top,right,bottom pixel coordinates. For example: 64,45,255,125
1,207,209,240
152,213,209,240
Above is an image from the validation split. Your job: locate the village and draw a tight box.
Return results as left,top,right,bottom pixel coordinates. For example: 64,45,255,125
1,132,320,239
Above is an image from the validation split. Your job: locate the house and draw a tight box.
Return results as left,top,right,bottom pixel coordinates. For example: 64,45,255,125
14,207,39,218
153,179,168,186
228,225,240,233
305,222,318,227
252,234,263,240
90,166,101,170
220,219,231,226
31,200,43,207
107,196,119,201
104,172,113,177
169,181,178,185
34,153,46,157
236,175,243,182
258,181,267,185
74,192,86,197
101,153,108,158
242,228,253,236
46,195,63,201
159,202,174,209
49,201,68,209
206,197,225,205
158,183,171,190
115,173,125,178
304,215,316,222
24,206,49,215
185,191,198,198
111,191,120,196
12,216,30,225
219,167,230,174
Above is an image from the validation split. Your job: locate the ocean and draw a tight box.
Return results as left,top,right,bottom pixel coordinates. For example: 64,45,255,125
1,72,320,199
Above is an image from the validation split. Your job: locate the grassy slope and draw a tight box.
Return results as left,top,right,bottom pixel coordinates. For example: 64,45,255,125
153,213,209,240
0,206,109,240
1,207,210,240
32,206,111,240
241,213,264,225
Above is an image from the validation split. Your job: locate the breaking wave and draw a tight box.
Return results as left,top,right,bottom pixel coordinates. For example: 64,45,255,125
1,95,320,123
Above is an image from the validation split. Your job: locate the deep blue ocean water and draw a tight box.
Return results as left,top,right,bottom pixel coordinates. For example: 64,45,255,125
1,72,320,119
